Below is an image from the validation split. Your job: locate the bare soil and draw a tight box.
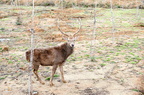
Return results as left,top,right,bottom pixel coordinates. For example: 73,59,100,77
0,5,144,95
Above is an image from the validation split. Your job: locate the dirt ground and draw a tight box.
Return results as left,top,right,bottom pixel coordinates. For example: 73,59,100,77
0,5,144,95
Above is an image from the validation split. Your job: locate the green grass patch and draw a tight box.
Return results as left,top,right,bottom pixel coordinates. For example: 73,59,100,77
0,77,6,80
45,74,59,81
0,18,10,21
8,60,13,64
84,54,90,58
103,57,111,62
0,47,2,50
90,56,96,62
100,63,107,67
131,89,140,92
0,28,5,31
115,52,120,56
125,55,141,64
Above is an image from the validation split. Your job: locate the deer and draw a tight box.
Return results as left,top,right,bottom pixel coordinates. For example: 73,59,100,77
26,19,81,86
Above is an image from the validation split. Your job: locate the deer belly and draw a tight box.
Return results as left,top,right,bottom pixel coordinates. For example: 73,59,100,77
40,63,53,66
40,59,53,66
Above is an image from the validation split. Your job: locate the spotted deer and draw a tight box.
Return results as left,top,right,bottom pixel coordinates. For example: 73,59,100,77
26,19,81,86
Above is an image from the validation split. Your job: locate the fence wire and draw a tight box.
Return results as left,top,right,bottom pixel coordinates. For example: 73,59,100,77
0,0,144,95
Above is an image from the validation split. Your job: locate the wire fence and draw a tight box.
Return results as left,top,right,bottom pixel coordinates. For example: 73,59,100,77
0,0,144,95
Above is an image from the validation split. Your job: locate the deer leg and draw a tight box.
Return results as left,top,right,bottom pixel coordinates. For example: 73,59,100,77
59,64,66,83
33,64,45,85
50,65,58,86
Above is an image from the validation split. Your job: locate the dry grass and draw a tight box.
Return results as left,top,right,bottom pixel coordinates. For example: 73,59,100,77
1,0,143,8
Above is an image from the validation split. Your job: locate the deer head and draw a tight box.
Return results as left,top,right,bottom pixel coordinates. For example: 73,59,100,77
57,18,81,47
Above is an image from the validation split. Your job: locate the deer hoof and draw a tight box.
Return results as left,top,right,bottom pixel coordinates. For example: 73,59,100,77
41,82,45,85
62,80,67,83
50,83,54,86
40,81,45,85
